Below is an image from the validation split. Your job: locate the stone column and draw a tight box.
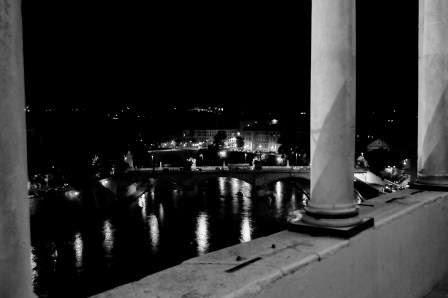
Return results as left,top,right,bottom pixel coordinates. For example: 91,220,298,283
303,0,360,227
417,0,448,187
0,0,34,297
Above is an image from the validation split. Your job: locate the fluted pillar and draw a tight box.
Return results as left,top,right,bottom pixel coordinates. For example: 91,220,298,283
0,0,34,297
417,0,448,187
302,0,360,227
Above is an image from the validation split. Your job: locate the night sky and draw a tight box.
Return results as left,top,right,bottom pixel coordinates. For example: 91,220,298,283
22,1,418,113
21,2,306,107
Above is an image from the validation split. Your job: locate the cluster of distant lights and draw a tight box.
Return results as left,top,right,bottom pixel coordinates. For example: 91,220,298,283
188,106,224,113
162,140,207,149
26,106,400,119
106,110,146,121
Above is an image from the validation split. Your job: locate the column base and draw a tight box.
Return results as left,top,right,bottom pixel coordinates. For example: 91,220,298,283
411,175,448,191
301,213,363,227
304,204,359,218
287,211,374,238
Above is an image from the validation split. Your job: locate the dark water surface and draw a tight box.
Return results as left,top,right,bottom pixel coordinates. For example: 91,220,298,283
30,178,307,297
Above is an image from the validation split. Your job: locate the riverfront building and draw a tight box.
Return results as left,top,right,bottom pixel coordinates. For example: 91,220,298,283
182,127,280,153
182,128,239,145
240,129,280,153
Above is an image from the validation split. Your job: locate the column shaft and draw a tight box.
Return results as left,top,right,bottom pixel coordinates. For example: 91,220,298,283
417,0,448,186
0,0,34,297
304,0,359,227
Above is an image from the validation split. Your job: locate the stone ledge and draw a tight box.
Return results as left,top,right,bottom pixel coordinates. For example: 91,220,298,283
92,190,448,298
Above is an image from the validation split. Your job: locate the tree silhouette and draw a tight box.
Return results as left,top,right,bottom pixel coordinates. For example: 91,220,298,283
213,130,227,148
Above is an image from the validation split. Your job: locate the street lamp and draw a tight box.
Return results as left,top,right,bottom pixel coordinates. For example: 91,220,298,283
218,150,227,169
295,152,298,165
244,152,247,163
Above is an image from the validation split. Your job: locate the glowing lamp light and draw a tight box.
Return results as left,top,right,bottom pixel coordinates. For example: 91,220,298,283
100,178,110,188
276,156,283,164
65,190,80,200
218,150,227,158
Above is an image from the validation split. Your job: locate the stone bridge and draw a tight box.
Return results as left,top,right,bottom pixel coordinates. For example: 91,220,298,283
115,167,367,194
122,166,308,187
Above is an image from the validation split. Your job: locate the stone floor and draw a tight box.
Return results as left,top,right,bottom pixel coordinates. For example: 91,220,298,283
425,273,448,298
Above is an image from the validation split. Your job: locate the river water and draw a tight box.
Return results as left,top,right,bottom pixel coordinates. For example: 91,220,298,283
30,178,308,297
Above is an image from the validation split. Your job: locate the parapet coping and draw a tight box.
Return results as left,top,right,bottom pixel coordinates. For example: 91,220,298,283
92,189,448,298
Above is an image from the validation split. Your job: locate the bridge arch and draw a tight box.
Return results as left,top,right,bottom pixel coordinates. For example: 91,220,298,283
182,175,254,189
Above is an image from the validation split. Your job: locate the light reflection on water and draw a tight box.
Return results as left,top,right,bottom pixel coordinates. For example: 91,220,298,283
159,204,165,223
240,216,252,243
74,233,83,267
291,192,296,209
138,193,147,217
196,212,209,255
218,177,226,200
103,220,114,255
148,214,159,252
230,178,240,195
241,193,252,214
31,177,305,297
275,181,283,212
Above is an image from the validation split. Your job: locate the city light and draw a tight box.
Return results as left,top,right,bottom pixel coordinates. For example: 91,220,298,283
65,190,80,200
403,158,409,166
218,150,227,158
276,156,283,164
100,178,110,188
